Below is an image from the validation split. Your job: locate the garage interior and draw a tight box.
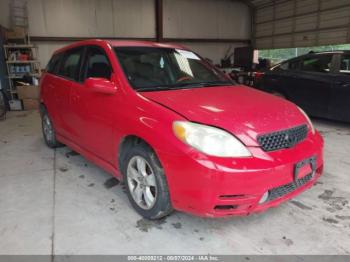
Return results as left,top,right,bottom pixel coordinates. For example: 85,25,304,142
0,0,350,256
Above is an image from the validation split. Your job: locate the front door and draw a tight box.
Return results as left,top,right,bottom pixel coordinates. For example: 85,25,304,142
55,47,84,142
70,45,117,163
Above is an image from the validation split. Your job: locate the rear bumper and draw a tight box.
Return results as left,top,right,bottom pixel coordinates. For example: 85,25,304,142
159,131,324,217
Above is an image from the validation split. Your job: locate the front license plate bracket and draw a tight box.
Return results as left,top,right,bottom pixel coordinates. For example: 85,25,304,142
294,156,316,186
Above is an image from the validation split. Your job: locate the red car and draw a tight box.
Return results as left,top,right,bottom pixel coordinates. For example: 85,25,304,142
40,40,324,219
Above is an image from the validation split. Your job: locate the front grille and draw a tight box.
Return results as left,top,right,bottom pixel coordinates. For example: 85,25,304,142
257,124,308,152
267,173,313,202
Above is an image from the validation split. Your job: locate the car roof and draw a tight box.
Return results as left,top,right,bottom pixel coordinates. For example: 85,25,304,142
283,50,350,62
53,39,189,55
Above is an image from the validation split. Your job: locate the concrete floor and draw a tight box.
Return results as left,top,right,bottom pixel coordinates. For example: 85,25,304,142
0,110,350,255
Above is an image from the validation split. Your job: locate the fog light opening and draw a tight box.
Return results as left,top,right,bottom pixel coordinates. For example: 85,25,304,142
214,205,238,210
259,191,269,204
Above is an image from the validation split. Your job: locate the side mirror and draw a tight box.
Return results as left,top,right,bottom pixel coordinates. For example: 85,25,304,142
84,77,117,95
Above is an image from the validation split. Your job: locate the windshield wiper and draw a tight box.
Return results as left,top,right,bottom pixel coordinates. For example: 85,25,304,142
173,81,232,88
135,81,232,92
135,86,174,92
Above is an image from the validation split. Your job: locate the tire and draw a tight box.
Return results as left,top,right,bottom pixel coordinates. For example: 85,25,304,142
122,143,173,220
41,109,63,148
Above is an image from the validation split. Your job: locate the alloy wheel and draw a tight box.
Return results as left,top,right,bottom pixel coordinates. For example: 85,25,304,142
126,156,157,210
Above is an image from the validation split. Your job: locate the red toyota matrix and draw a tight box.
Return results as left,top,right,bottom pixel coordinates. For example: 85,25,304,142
40,40,324,219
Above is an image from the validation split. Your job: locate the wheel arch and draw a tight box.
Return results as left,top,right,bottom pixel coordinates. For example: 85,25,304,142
39,102,47,117
118,135,161,176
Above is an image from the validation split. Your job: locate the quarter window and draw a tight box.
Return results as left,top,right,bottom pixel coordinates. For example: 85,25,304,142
46,54,62,74
58,48,83,81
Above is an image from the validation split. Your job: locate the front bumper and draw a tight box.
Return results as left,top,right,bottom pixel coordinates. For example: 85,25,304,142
159,131,324,217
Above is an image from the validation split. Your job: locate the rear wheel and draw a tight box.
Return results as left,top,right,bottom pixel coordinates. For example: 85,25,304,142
122,143,173,220
41,109,62,148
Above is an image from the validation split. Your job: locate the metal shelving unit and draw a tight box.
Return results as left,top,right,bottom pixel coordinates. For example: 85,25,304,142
4,45,41,100
3,0,41,107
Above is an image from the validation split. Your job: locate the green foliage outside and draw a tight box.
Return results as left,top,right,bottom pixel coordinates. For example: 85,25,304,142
258,44,350,65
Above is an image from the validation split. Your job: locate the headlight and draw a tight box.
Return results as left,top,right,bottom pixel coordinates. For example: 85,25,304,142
297,107,315,134
173,121,251,157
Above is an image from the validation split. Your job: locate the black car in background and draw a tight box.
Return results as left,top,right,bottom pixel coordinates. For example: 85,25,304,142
255,51,350,122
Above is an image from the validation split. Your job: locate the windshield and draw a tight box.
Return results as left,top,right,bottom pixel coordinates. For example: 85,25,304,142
114,47,231,91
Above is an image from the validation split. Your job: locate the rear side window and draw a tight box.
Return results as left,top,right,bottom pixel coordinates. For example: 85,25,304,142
340,55,350,75
58,47,83,81
82,46,112,81
301,55,332,73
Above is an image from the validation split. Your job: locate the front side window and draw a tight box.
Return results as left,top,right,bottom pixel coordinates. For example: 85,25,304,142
58,48,83,81
82,46,112,81
340,55,350,75
301,55,332,73
114,47,230,91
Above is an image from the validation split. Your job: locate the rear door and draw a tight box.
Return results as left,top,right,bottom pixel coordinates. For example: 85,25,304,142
42,53,63,132
285,54,335,118
55,47,84,140
329,53,350,122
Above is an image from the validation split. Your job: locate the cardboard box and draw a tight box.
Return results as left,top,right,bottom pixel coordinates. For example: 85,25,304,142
17,85,40,99
22,99,39,110
5,26,26,39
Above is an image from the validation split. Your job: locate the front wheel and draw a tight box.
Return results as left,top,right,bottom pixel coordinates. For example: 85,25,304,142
123,143,173,220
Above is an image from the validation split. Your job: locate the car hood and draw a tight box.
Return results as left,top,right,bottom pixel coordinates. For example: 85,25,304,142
141,85,307,146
